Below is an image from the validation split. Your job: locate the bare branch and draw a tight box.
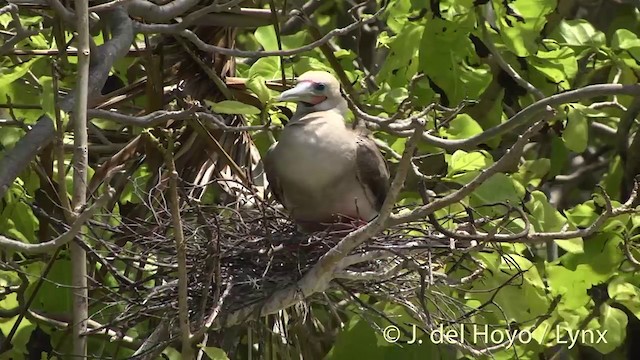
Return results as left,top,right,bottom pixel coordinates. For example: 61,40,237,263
0,188,114,253
70,0,91,355
135,5,384,59
125,0,199,22
358,84,640,151
390,115,550,226
0,3,40,55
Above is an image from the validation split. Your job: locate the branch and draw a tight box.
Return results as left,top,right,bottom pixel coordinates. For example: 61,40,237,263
59,7,134,112
148,131,192,357
88,107,276,132
70,0,91,355
480,12,544,100
135,5,384,59
390,115,550,226
0,188,114,254
359,84,640,151
523,184,639,243
0,3,40,55
125,0,199,22
0,115,55,199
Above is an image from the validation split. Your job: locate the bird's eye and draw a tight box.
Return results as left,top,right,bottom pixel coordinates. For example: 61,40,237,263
314,83,326,91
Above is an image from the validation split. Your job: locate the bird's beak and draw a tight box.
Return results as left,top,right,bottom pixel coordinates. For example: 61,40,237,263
277,82,315,102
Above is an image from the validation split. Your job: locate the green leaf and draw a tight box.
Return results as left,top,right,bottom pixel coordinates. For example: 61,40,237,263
565,201,598,228
246,75,272,105
202,347,230,360
254,26,279,51
612,29,640,50
562,105,588,153
380,87,408,113
588,303,627,354
377,23,422,89
325,315,384,360
547,264,603,309
0,294,35,354
40,76,56,118
0,57,40,88
530,47,578,90
419,16,491,104
439,114,484,139
513,159,550,187
447,150,492,176
248,57,281,79
608,277,640,320
468,253,549,323
207,100,261,115
491,0,556,56
27,259,72,313
0,13,12,28
292,56,333,74
470,173,524,208
552,20,605,48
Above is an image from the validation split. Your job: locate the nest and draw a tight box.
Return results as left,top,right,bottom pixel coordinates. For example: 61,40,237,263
84,181,486,345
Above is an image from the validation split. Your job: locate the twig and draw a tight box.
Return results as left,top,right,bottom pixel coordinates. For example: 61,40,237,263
87,108,276,131
151,130,193,358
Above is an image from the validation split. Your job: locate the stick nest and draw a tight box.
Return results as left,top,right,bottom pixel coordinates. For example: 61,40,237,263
89,193,474,334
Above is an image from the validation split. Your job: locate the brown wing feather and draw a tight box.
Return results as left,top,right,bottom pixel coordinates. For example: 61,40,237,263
264,144,286,206
355,134,390,211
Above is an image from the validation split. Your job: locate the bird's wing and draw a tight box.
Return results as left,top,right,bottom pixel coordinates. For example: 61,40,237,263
264,143,286,206
354,133,390,211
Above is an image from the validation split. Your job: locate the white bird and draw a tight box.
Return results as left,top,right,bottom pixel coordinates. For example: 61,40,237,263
264,71,390,231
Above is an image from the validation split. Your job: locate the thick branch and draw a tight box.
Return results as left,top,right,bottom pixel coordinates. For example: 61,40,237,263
0,115,54,199
59,7,134,112
125,0,199,22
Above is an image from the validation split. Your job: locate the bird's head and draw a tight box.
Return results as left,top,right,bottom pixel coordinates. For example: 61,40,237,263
278,71,347,116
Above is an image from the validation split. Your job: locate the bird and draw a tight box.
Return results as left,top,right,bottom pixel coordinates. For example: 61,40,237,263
264,71,390,231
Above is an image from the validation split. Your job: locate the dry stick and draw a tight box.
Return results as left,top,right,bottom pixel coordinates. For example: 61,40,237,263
154,131,193,358
71,0,90,356
52,61,73,223
191,281,233,346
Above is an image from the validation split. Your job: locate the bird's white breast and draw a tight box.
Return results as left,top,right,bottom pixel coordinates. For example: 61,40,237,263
274,115,355,190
